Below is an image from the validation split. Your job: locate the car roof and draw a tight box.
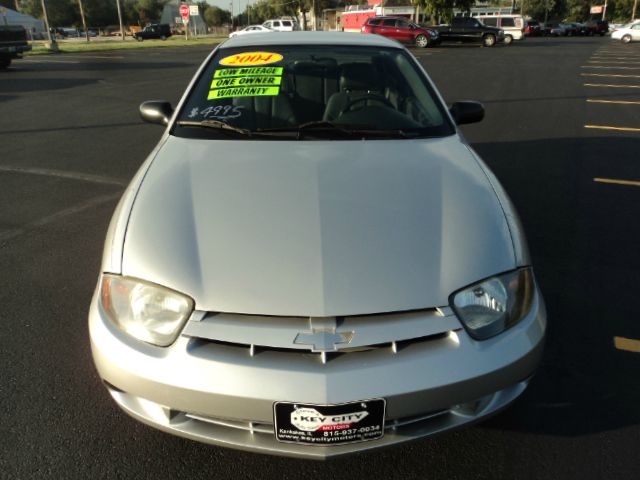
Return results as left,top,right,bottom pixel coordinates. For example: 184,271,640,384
221,31,403,49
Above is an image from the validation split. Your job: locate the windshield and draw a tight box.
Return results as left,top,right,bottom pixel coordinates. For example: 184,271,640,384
174,45,454,140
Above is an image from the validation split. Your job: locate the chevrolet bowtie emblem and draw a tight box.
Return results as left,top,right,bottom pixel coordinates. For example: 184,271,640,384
294,317,354,352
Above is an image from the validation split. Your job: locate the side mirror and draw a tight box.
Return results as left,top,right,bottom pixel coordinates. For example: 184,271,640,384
449,101,485,125
139,100,173,126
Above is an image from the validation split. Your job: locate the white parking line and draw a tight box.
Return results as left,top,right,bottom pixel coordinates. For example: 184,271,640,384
587,99,640,105
582,73,640,78
0,193,120,244
584,83,640,88
0,166,126,186
589,60,640,65
581,65,640,70
21,59,80,64
591,54,640,58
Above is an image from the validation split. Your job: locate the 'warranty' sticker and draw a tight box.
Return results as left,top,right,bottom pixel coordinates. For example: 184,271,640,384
208,87,280,99
219,52,283,67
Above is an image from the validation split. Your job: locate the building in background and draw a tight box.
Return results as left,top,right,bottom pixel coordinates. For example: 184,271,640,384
0,7,46,39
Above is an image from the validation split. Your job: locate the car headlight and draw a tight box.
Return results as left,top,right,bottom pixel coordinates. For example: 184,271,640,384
451,268,534,340
99,274,194,346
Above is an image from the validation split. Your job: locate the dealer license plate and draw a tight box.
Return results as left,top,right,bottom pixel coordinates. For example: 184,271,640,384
274,398,385,446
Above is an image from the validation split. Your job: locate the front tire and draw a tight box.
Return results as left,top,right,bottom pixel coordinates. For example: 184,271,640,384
483,34,496,47
160,35,167,40
622,34,632,44
136,36,143,42
415,34,429,48
504,34,513,45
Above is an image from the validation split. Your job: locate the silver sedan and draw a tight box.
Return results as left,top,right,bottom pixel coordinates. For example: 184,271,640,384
89,32,546,459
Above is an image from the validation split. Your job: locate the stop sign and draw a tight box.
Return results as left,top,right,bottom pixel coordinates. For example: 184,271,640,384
179,4,190,20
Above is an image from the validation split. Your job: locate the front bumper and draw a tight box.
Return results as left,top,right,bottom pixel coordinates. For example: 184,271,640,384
89,286,546,459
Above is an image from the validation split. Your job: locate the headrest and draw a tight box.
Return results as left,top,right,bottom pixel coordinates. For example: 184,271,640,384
339,63,379,91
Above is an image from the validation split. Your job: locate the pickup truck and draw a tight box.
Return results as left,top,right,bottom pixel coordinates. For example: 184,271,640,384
0,25,32,69
436,17,504,47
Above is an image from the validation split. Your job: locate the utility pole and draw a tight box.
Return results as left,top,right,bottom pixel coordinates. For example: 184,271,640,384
40,0,58,51
602,0,608,20
632,0,638,20
115,0,125,41
14,0,20,11
78,0,89,42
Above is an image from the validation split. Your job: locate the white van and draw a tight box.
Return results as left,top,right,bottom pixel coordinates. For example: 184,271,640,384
476,15,524,44
262,19,299,32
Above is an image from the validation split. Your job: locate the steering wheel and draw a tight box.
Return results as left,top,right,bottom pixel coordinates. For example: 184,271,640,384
339,94,395,117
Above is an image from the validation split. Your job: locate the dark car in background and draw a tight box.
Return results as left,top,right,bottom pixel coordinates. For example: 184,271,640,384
133,24,172,41
524,20,542,36
547,23,567,36
436,16,504,47
585,20,609,36
361,16,439,48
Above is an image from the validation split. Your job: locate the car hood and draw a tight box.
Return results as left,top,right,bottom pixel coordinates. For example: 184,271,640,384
121,135,515,316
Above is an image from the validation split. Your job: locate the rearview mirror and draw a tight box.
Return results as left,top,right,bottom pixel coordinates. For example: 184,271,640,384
139,100,174,126
449,101,485,125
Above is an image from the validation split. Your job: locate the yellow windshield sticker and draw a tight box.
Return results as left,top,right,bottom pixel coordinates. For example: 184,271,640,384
219,52,283,67
208,87,280,100
214,67,284,78
211,76,282,89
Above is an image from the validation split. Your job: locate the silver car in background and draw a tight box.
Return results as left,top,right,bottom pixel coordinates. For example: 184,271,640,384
89,32,546,459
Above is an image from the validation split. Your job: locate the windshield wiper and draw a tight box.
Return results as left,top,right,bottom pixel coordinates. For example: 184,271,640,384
177,120,253,137
259,121,413,139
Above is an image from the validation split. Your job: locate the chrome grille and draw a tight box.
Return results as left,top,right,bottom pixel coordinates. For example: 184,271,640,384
182,307,461,363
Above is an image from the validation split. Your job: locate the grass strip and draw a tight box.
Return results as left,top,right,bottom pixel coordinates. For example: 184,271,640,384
27,36,225,55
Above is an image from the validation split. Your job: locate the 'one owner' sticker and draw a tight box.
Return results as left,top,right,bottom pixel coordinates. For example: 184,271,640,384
219,52,283,67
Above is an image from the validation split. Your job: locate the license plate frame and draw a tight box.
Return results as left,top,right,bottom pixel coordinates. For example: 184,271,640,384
273,398,386,446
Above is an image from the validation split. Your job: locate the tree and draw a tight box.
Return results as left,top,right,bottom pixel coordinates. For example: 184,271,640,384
204,5,230,27
0,0,17,10
133,0,168,24
82,0,118,27
20,0,79,27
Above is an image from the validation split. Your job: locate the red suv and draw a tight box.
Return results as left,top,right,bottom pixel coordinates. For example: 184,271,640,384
361,16,440,48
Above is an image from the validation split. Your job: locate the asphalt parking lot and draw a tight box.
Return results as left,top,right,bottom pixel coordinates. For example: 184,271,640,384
2,37,640,478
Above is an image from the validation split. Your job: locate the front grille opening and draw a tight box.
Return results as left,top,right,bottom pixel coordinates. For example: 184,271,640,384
187,330,453,364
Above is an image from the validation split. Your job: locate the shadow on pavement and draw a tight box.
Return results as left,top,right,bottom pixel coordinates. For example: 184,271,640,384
1,77,101,93
19,60,194,73
0,121,143,135
472,135,640,436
